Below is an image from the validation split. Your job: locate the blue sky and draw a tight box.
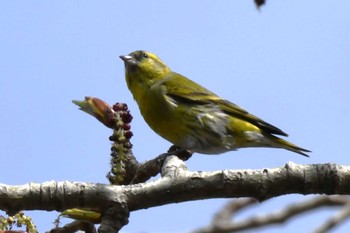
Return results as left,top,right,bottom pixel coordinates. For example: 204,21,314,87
1,1,350,232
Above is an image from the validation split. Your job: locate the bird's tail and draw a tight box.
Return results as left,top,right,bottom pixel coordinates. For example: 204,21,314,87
267,134,311,157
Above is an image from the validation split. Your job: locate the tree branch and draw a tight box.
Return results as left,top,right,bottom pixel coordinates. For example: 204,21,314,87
211,198,258,227
313,198,350,233
130,146,192,184
0,161,350,216
49,221,96,233
191,196,349,233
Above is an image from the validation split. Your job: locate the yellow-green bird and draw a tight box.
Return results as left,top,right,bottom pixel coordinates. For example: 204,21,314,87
120,50,310,157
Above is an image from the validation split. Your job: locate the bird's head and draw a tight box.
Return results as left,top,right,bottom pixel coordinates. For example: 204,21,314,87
120,50,171,88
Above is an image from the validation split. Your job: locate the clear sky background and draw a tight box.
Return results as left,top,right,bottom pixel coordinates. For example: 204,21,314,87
1,1,350,233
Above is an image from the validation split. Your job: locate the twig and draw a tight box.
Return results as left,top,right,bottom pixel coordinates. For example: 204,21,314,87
131,146,192,184
313,197,350,233
212,198,258,227
49,221,96,233
191,196,349,233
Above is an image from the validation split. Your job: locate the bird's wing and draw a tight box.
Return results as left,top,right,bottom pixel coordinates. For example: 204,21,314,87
160,72,288,136
214,99,288,136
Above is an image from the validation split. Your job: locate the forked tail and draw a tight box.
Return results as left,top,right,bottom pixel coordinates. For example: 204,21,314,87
268,135,311,157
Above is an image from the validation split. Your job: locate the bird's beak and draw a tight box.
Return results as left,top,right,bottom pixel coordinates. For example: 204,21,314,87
119,55,136,66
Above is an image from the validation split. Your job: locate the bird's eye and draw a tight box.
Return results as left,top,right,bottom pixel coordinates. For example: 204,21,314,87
133,51,149,61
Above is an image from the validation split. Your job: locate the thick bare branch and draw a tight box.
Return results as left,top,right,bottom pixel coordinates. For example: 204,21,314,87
98,204,129,233
0,162,350,216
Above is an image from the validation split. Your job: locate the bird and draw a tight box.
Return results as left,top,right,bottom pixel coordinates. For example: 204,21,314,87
119,50,310,157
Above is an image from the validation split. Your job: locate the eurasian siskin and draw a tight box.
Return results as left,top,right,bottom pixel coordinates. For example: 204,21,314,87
120,50,310,157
